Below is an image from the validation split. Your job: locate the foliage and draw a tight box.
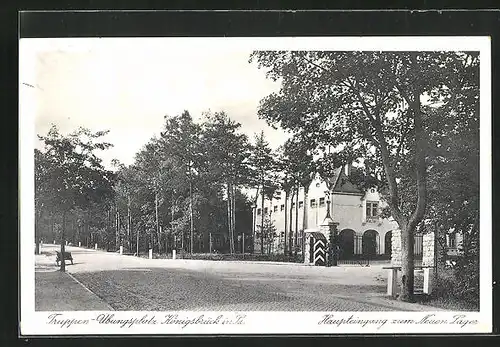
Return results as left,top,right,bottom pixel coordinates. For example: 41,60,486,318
250,50,479,301
35,125,116,267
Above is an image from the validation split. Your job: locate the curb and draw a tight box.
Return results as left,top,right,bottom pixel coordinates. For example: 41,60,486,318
66,271,115,311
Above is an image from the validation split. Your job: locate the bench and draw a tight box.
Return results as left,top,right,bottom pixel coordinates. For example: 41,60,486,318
56,251,73,265
383,265,435,297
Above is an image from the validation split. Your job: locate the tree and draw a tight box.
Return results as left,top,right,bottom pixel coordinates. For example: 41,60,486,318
250,50,478,301
36,125,115,271
275,148,298,256
257,216,277,255
249,131,276,254
282,137,316,257
201,111,253,254
160,111,202,254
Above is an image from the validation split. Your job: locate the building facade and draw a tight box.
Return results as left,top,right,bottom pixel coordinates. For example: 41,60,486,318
253,165,401,258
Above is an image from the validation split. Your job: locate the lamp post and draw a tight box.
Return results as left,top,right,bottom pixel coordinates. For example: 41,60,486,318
324,190,339,267
251,202,257,254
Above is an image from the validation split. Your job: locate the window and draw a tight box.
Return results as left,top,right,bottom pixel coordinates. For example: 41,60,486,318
319,197,325,207
292,202,296,208
299,201,304,209
264,207,268,214
280,231,285,238
257,208,261,215
280,204,285,211
371,188,376,193
273,205,278,213
316,182,320,188
310,199,317,208
366,201,379,218
448,234,457,248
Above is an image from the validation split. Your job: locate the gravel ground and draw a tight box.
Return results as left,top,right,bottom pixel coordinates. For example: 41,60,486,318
37,244,445,312
73,267,397,311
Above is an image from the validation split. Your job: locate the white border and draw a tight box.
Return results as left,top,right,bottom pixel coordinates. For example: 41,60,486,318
19,36,492,335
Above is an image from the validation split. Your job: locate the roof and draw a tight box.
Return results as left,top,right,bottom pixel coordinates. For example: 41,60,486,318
323,167,342,190
304,231,327,239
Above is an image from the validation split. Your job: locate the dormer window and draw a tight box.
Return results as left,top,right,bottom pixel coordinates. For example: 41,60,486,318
366,201,379,218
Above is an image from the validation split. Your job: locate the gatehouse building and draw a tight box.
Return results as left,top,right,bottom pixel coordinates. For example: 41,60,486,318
252,165,405,258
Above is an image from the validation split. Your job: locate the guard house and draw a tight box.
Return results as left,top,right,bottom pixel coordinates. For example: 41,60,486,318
252,164,397,257
303,231,327,266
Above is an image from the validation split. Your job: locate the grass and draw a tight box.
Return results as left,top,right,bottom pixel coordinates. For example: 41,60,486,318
414,268,479,311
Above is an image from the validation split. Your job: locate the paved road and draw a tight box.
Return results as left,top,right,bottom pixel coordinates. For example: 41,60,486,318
36,244,442,312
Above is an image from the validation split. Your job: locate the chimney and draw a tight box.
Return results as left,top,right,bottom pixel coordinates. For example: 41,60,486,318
345,163,352,176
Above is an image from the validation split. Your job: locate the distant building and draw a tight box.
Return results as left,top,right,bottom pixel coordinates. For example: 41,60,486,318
252,165,399,258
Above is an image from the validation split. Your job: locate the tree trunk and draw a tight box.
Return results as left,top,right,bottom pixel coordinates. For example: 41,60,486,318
230,182,235,254
289,189,295,256
302,186,309,258
50,214,54,243
399,224,415,301
251,186,260,254
60,210,67,272
116,210,120,250
268,201,273,255
35,208,42,255
158,226,163,255
171,193,175,253
293,188,299,255
136,221,139,257
260,183,265,255
127,195,131,252
232,183,236,254
155,191,159,252
189,177,194,255
399,81,427,301
284,190,288,255
227,182,233,254
181,229,185,254
233,186,236,254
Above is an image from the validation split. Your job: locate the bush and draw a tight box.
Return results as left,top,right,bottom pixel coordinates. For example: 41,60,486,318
451,253,479,306
433,263,479,310
176,252,303,263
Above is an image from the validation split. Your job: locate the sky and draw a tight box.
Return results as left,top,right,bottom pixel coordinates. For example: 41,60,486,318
22,36,488,171
28,38,286,168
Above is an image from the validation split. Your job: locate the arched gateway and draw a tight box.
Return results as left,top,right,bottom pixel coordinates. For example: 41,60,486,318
385,231,392,256
338,229,355,259
362,230,379,256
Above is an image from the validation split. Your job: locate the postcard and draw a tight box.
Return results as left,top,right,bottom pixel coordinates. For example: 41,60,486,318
19,35,492,335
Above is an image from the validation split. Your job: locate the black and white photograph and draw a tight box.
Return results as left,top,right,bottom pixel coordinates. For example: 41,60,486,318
19,36,492,335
